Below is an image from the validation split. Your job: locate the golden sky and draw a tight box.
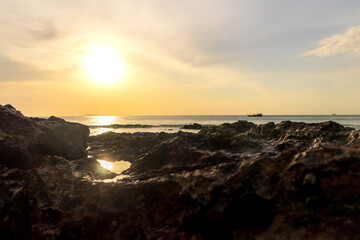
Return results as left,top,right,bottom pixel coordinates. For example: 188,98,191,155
1,0,360,116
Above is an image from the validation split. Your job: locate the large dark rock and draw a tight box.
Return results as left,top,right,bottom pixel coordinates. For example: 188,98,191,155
1,108,360,239
0,104,89,169
181,123,203,129
32,115,89,160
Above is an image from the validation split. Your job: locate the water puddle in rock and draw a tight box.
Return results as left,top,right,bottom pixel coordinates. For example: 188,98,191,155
100,174,130,183
97,160,131,174
96,159,131,183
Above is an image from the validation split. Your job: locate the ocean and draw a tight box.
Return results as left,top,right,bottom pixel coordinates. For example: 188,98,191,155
60,115,360,136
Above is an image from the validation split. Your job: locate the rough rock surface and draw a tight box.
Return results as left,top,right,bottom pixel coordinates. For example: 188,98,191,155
1,107,360,239
181,123,203,129
0,104,89,169
88,131,175,162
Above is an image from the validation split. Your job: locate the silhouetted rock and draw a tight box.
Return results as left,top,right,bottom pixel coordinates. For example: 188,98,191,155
1,107,360,239
199,120,257,136
0,104,89,169
33,116,89,160
181,123,203,129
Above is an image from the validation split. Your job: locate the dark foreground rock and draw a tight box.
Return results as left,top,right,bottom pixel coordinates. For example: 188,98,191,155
0,104,89,169
181,123,203,129
1,107,360,239
88,131,176,162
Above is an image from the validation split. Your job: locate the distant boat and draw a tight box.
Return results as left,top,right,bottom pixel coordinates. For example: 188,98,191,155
248,113,263,117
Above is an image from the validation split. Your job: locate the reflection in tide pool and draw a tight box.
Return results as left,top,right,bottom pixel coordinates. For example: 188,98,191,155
97,159,131,174
98,160,112,170
101,174,128,183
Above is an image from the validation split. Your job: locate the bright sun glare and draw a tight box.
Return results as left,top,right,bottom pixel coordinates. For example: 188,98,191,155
93,116,116,126
83,47,125,84
98,160,113,171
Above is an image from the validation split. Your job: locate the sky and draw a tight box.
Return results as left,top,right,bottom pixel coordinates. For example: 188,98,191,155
1,0,360,116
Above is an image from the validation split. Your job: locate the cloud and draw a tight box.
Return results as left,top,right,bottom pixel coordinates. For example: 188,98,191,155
28,20,59,40
0,53,80,83
302,26,360,57
0,54,47,82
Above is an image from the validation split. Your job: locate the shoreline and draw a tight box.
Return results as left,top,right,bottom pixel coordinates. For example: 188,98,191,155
62,115,360,136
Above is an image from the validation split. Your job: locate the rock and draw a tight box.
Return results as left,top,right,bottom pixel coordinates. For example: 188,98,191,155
181,123,203,129
33,116,90,160
0,104,89,169
244,120,357,143
199,120,257,136
1,106,360,239
88,131,175,162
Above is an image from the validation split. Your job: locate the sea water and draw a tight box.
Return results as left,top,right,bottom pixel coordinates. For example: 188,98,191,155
60,115,360,136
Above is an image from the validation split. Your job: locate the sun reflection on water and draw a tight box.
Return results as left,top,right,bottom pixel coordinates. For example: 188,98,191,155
93,116,116,126
97,159,131,174
98,160,113,171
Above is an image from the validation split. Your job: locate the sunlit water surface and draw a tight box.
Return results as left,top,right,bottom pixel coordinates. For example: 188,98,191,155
59,115,360,136
97,160,131,174
96,160,131,183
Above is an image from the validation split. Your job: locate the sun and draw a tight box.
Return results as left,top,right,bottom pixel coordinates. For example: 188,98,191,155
83,46,125,84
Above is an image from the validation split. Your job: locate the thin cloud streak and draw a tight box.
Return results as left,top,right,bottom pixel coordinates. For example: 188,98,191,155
302,25,360,57
0,54,46,82
0,53,79,83
28,19,59,41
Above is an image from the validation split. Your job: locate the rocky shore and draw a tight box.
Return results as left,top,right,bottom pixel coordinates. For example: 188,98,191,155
1,104,360,239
